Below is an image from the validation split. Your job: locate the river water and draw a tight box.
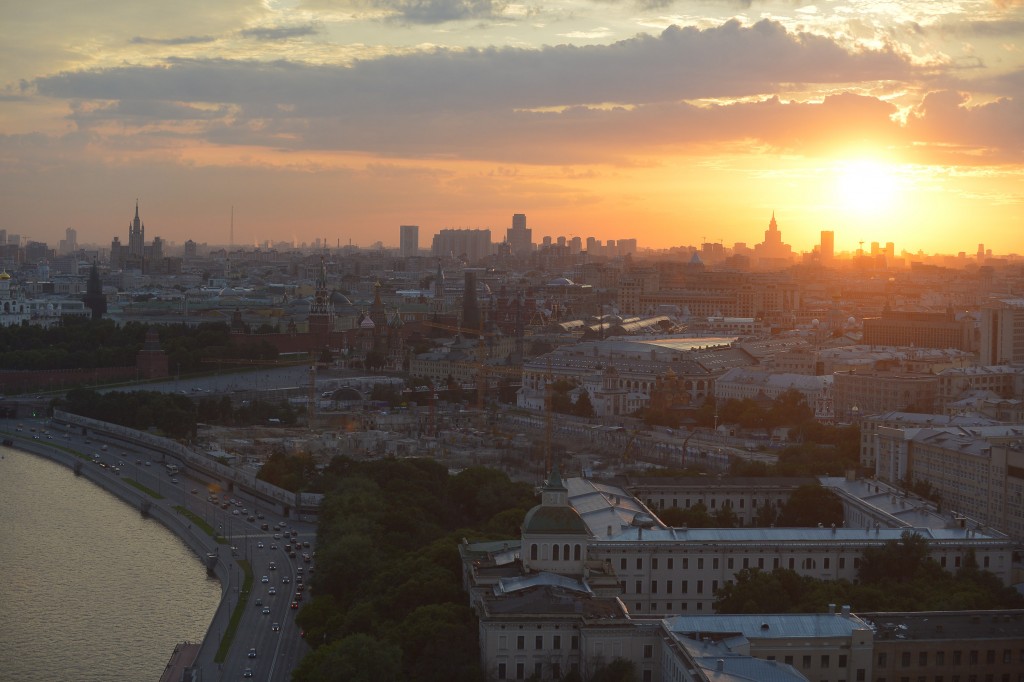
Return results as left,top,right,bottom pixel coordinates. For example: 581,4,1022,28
0,446,221,681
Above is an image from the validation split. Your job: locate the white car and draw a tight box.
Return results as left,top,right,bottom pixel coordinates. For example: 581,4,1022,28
261,575,269,584
257,542,264,549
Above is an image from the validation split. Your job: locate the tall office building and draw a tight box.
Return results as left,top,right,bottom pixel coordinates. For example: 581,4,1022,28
399,225,419,258
59,227,78,255
820,230,834,262
431,229,492,264
981,301,1024,365
506,213,532,256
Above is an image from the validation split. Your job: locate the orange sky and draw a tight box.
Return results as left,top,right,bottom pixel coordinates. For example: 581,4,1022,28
1,1,1021,254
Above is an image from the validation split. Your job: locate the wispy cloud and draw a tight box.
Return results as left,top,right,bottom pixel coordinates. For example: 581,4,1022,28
130,35,218,46
239,24,321,41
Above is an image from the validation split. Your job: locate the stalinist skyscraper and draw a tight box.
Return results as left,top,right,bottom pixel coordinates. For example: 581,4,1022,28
128,201,145,257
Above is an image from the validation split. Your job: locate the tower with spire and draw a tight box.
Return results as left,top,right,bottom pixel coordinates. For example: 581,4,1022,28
752,210,794,267
128,200,145,257
307,256,335,336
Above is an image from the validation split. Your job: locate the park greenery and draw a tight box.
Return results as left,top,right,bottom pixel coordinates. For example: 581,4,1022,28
0,319,279,374
55,388,298,440
293,458,537,682
714,531,1024,614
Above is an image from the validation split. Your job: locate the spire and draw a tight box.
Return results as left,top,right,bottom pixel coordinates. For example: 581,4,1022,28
545,462,566,491
769,210,777,231
135,199,139,221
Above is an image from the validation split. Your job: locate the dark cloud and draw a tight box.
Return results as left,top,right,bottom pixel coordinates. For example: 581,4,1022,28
300,0,507,23
904,90,1024,163
130,35,217,46
27,19,1022,165
35,20,914,107
380,0,507,24
239,25,321,40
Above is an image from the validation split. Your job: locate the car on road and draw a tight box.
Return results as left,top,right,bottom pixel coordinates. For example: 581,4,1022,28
262,607,271,615
268,561,276,571
268,586,277,595
271,622,280,631
171,478,179,484
281,576,290,584
290,601,299,609
248,647,257,658
255,598,262,607
144,461,151,466
243,668,253,678
257,542,264,549
261,575,269,583
270,544,277,550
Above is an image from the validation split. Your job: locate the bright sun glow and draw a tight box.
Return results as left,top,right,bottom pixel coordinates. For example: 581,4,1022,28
834,160,900,216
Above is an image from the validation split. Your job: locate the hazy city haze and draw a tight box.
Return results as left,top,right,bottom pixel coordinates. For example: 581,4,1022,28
1,0,1022,252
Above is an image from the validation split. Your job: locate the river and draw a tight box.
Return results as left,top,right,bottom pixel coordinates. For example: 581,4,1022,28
0,446,221,681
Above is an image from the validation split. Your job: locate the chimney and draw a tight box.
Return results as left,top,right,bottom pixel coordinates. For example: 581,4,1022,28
841,605,851,616
716,659,725,672
828,603,836,614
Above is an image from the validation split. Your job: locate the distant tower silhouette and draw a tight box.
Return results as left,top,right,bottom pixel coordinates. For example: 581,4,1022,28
128,201,145,257
82,261,107,320
820,230,834,262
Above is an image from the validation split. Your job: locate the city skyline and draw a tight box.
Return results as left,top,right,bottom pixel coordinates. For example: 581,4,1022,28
1,1,1021,253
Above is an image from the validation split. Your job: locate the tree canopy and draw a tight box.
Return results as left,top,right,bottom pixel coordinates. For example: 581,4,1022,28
715,531,1024,614
296,459,537,682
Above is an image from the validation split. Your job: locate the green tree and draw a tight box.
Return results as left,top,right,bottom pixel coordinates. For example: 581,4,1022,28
572,391,596,417
292,633,403,682
776,485,844,528
590,658,637,682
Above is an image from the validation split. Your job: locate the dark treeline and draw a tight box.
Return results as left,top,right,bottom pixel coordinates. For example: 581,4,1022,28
0,319,280,374
58,388,199,440
715,531,1024,614
294,459,537,682
57,388,298,440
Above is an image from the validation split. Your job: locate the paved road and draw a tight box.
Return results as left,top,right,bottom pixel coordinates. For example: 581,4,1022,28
5,420,313,681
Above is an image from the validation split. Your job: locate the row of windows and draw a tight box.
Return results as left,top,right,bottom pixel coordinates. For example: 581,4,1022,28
506,634,579,651
768,653,852,671
872,671,1024,675
651,497,786,510
496,661,577,680
877,648,1024,668
529,543,583,562
618,555,858,572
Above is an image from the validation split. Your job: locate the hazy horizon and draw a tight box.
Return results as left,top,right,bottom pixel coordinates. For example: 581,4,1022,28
2,0,1021,254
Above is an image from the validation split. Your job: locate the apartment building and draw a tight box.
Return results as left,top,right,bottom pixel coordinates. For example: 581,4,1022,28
833,371,938,422
859,412,1001,470
873,424,1024,541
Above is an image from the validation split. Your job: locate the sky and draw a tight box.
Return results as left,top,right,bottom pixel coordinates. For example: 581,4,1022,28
1,0,1022,256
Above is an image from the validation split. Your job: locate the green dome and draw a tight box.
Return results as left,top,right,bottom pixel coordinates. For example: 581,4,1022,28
522,504,588,535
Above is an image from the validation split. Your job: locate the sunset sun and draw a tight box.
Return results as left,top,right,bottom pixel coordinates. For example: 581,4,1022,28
834,159,900,216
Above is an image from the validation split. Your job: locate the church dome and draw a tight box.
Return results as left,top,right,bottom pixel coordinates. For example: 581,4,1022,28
522,504,588,536
0,271,10,280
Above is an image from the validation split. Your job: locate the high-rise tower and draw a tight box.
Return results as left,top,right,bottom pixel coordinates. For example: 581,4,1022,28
506,213,532,256
820,230,834,262
128,201,145,257
400,225,419,258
